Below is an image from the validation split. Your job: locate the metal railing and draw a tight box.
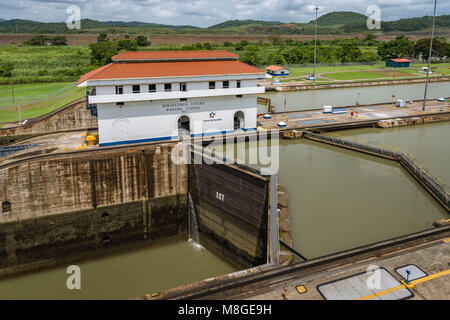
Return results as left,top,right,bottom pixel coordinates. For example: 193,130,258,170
304,131,449,210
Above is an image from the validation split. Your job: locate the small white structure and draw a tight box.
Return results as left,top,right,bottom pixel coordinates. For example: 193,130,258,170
265,65,290,76
323,105,333,113
77,51,265,146
395,100,406,108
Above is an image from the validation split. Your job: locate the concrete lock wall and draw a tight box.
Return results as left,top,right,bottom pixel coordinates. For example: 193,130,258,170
0,99,98,145
189,163,269,269
0,144,188,278
0,141,271,278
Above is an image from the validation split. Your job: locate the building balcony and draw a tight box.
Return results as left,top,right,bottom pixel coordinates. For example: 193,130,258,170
88,86,265,104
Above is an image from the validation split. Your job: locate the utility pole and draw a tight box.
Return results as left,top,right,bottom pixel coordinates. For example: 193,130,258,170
313,6,319,84
422,0,437,112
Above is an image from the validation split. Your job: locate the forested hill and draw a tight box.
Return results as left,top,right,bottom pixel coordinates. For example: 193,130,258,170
0,12,448,35
312,11,368,26
208,20,283,29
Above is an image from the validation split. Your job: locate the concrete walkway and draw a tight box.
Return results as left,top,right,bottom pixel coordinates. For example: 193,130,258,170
246,237,450,300
258,99,449,131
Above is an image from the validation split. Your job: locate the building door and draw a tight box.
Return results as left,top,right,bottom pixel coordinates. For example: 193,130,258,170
234,111,245,130
178,115,191,136
112,119,131,141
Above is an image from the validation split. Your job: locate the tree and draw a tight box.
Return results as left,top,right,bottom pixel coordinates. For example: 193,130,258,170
202,42,213,50
117,38,137,51
241,51,261,66
97,32,108,42
23,35,49,46
358,51,379,63
268,35,283,46
0,61,14,78
377,36,414,60
266,53,286,65
89,40,118,65
49,36,67,46
338,40,362,63
414,38,448,61
243,44,259,52
135,35,150,47
363,33,378,46
240,40,249,47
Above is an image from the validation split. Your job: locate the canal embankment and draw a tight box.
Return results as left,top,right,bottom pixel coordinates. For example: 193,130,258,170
263,76,450,92
0,140,275,280
261,79,449,113
259,99,449,132
0,98,97,145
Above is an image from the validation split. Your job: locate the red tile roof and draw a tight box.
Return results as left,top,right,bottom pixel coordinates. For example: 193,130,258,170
77,63,113,86
391,58,412,62
112,50,238,61
265,65,285,71
77,60,263,84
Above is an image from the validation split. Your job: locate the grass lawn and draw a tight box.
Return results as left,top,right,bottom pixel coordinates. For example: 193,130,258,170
0,82,84,123
0,82,80,105
324,70,414,80
287,63,385,77
281,62,450,80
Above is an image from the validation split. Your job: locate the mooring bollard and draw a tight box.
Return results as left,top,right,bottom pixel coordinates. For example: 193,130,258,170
405,269,411,284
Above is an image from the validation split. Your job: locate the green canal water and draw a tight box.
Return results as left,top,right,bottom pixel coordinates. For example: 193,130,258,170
278,137,448,260
0,123,448,299
0,239,236,300
336,122,450,183
216,122,448,259
261,81,450,112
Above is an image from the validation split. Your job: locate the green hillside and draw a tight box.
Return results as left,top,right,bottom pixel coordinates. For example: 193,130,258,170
0,19,199,34
0,12,448,35
208,20,283,29
313,11,368,26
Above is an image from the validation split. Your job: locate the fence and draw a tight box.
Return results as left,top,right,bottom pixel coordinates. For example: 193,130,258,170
304,131,449,211
0,144,41,158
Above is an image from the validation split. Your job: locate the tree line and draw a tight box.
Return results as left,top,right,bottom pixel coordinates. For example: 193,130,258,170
1,33,449,84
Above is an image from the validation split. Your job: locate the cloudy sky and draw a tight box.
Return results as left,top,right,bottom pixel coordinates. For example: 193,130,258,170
0,0,448,27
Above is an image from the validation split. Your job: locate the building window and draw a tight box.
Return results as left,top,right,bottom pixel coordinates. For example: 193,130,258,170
236,95,243,98
223,81,229,89
132,85,140,93
180,83,187,92
164,83,172,92
2,201,11,213
116,102,124,108
115,86,123,95
149,84,156,92
180,98,187,101
237,80,241,88
209,81,215,89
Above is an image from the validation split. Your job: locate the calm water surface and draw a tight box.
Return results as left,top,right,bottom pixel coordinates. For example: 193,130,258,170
277,138,448,259
262,81,449,112
336,122,450,183
0,239,236,300
1,123,448,299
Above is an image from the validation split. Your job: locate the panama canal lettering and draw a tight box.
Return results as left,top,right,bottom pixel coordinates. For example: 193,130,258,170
163,101,205,112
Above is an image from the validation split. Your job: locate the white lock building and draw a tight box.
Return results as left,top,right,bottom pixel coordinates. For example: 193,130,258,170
77,50,265,147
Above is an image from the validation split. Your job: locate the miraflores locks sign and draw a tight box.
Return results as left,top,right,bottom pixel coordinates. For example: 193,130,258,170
162,101,205,112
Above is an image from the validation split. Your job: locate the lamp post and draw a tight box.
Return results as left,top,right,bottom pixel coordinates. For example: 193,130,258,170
422,0,437,112
313,6,319,84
